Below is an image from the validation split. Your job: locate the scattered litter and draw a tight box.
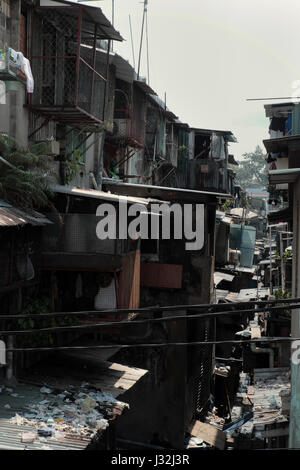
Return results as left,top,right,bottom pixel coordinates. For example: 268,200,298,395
8,383,128,445
38,428,52,437
10,413,24,425
81,397,97,412
40,386,53,394
4,404,11,409
21,432,36,444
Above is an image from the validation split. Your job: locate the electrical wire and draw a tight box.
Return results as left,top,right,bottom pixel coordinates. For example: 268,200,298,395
4,336,300,353
0,303,298,336
0,297,299,320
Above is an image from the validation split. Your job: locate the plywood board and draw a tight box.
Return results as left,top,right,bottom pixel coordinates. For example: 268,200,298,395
190,421,225,450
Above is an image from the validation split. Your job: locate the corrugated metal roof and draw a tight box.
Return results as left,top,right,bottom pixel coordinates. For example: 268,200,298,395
0,419,89,450
0,203,53,227
229,208,258,220
214,272,235,286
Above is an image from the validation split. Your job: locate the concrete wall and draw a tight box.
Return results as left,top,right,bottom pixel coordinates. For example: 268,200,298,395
114,203,216,448
0,0,28,148
289,176,300,448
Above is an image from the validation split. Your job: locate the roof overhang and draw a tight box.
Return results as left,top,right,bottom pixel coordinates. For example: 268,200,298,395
268,206,293,224
228,154,239,165
263,135,300,153
264,102,295,118
102,181,233,203
269,168,300,184
190,128,237,143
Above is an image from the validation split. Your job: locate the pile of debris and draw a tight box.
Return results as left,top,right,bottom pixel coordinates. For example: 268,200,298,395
1,382,128,444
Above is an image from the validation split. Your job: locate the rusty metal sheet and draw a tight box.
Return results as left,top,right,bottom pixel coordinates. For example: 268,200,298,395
141,262,183,289
0,206,52,227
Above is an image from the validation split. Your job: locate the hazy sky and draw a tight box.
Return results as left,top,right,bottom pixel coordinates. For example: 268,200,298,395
83,0,300,160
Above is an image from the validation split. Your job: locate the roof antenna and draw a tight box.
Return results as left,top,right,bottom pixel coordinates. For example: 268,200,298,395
137,0,148,81
129,14,136,70
145,3,150,85
111,0,114,52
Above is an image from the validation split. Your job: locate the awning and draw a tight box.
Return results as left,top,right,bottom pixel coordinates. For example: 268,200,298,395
134,80,157,96
39,0,123,41
269,168,300,184
51,184,167,206
0,201,52,227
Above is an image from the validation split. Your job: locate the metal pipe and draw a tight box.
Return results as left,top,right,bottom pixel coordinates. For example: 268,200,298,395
137,0,148,80
75,7,83,106
269,226,273,294
102,40,111,122
129,14,135,69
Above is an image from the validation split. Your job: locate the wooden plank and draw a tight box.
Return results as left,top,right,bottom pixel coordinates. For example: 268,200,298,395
189,421,225,450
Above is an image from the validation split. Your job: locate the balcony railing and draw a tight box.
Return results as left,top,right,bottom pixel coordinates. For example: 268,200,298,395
29,4,120,129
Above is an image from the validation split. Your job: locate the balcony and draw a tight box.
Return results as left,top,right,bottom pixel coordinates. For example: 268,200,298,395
29,2,122,129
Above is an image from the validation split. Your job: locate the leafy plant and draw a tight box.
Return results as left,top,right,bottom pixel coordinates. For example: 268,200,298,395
283,249,292,263
220,199,232,212
0,134,53,209
273,289,291,318
16,296,79,348
64,149,84,184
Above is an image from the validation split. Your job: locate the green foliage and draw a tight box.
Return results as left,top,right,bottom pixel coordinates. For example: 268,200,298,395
274,289,291,318
0,134,53,209
220,199,232,212
64,149,84,185
235,145,268,190
283,249,292,263
275,249,292,263
16,296,78,348
275,289,291,300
